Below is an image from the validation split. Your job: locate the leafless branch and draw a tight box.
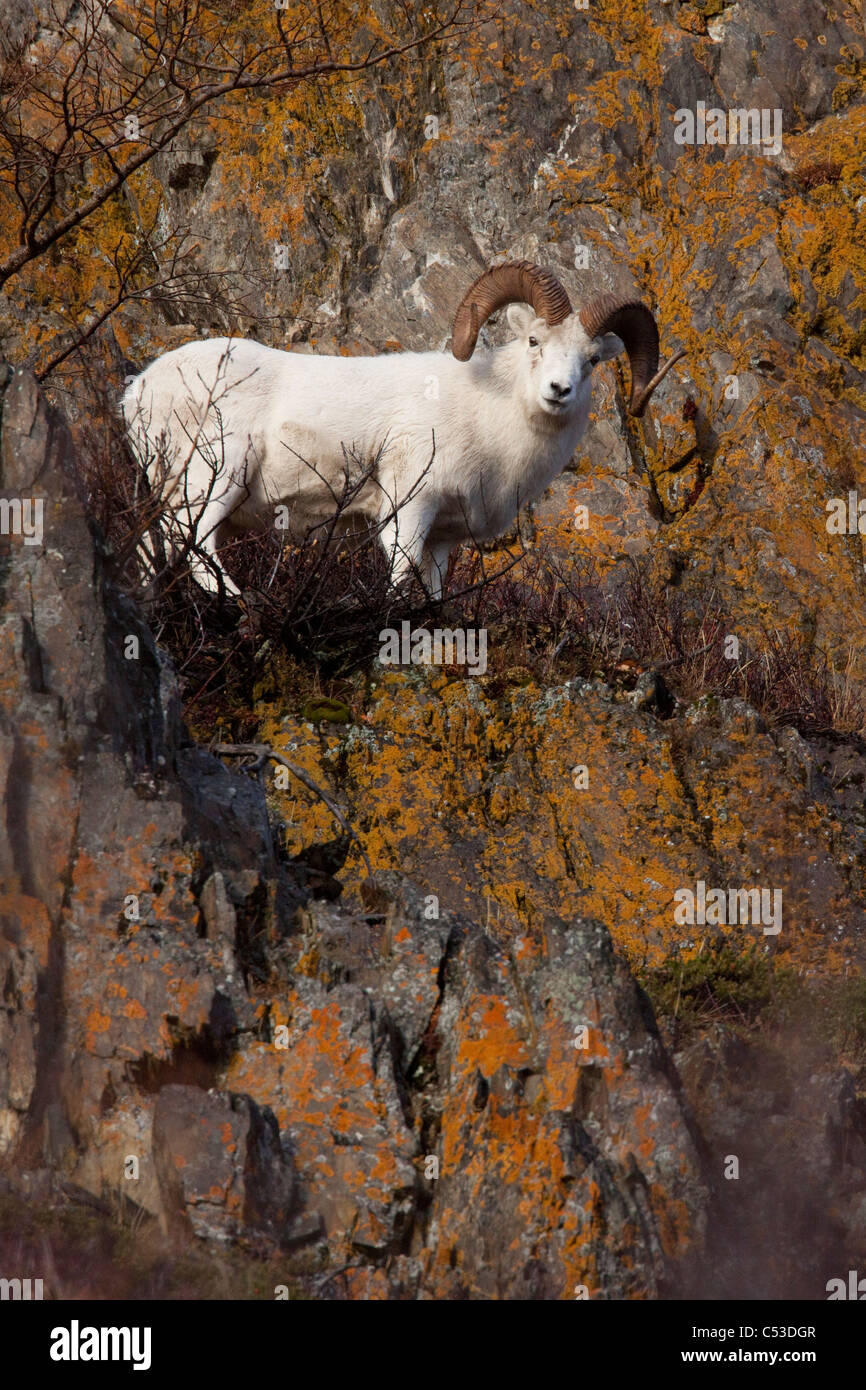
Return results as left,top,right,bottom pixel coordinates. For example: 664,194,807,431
212,740,374,881
0,0,485,290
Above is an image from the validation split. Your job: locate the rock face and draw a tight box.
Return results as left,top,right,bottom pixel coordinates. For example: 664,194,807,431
225,879,708,1298
0,361,299,1227
152,1086,297,1246
0,363,711,1295
2,0,866,1300
259,676,866,978
3,361,865,1298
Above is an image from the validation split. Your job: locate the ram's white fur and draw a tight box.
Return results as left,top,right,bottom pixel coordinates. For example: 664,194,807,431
122,304,622,598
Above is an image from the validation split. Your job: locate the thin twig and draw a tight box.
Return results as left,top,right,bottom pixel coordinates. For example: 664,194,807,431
312,1262,364,1291
212,740,374,881
651,638,718,673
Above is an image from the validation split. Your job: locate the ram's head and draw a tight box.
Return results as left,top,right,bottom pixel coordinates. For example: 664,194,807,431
451,259,685,421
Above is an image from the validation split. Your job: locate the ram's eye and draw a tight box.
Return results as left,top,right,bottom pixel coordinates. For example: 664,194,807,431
589,354,600,367
528,336,539,348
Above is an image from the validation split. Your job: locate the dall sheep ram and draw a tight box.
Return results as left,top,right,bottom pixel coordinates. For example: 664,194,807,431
123,260,683,599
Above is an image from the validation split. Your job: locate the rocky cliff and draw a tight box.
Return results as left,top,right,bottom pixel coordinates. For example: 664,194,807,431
1,0,865,1299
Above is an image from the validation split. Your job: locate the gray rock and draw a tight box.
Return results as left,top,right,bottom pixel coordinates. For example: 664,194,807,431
153,1085,297,1245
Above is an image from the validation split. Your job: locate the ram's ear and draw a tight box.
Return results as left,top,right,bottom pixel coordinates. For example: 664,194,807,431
595,332,623,362
506,303,536,336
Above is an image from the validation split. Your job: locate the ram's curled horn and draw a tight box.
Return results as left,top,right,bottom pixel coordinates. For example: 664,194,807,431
451,259,572,361
579,294,685,417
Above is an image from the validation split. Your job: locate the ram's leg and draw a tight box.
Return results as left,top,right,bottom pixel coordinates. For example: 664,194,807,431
378,497,436,590
187,486,244,597
420,541,452,601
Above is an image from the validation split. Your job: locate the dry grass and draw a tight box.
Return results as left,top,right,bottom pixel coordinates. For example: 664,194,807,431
0,1184,320,1300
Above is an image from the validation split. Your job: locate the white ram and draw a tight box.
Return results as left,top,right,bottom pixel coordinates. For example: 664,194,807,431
123,260,683,598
